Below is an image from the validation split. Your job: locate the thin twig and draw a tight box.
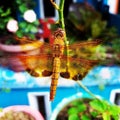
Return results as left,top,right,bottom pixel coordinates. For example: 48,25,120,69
50,0,101,101
50,0,59,10
76,81,100,100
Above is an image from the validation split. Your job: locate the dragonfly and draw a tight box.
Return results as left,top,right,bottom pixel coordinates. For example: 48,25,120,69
0,28,102,101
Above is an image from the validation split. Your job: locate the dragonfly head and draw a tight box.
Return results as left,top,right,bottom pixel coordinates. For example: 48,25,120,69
54,28,65,39
53,28,65,46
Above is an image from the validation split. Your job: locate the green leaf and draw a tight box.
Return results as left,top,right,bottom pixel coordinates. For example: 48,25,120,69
71,100,83,106
109,105,120,119
33,20,39,25
102,112,111,120
0,23,5,29
29,34,35,39
19,4,27,13
1,8,11,17
68,114,79,120
16,31,24,38
4,17,12,23
68,107,79,115
90,99,108,112
30,26,38,33
77,104,86,112
91,111,99,118
24,25,31,32
19,22,27,28
16,0,22,4
0,7,3,13
112,115,120,120
81,114,90,120
91,21,102,38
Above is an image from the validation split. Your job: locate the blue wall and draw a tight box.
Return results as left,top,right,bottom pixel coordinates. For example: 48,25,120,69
0,84,120,111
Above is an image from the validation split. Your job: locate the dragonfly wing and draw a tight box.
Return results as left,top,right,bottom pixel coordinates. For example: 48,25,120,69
18,54,53,77
60,39,101,80
0,54,53,77
40,43,53,54
67,39,102,60
60,56,99,81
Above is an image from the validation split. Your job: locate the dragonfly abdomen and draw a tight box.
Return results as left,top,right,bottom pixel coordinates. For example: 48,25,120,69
50,28,65,101
50,57,61,101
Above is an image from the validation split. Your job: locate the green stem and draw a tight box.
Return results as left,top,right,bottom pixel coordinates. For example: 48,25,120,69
50,0,100,100
58,0,69,44
77,81,100,100
58,0,65,30
50,0,67,43
58,0,69,70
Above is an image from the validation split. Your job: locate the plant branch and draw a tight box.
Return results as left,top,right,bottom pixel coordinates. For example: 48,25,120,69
50,0,59,10
50,0,100,100
58,0,70,70
77,81,100,100
50,0,68,42
58,0,65,30
50,0,65,30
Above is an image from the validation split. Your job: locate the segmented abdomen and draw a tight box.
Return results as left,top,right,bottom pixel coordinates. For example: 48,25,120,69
50,57,60,101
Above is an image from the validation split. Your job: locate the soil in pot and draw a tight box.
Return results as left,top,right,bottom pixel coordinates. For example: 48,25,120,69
0,105,44,120
0,110,35,120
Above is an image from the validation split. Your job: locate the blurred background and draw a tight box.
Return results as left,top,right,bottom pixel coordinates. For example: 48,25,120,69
0,0,120,120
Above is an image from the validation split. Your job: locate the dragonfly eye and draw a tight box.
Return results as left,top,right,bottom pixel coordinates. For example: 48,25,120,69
54,28,65,39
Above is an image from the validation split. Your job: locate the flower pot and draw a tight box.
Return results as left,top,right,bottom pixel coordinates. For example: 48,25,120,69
0,105,44,120
0,37,44,72
50,93,95,120
50,93,119,120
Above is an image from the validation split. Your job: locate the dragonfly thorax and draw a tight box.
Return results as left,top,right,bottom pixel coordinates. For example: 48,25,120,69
52,44,64,57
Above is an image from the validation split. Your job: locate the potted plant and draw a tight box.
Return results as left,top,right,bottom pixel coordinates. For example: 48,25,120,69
0,0,44,72
50,78,120,120
0,105,44,120
0,0,39,39
51,93,120,120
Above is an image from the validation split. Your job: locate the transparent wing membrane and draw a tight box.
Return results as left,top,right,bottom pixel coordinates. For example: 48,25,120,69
0,39,101,80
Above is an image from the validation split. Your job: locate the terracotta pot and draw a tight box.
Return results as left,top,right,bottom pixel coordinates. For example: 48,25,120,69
0,105,44,120
0,38,44,72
